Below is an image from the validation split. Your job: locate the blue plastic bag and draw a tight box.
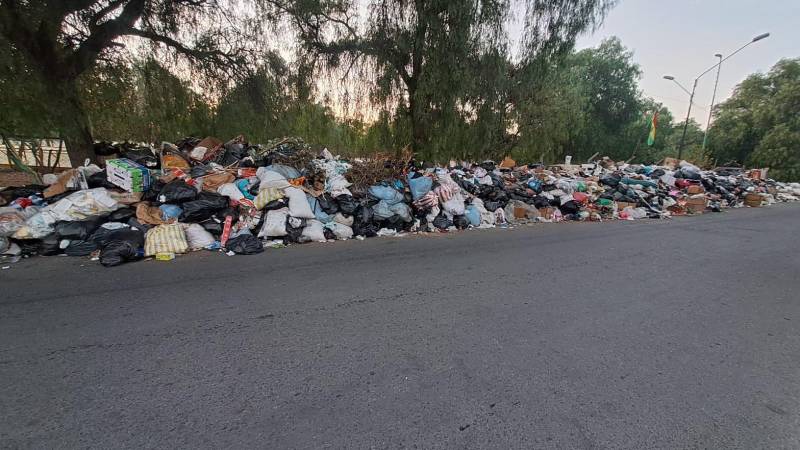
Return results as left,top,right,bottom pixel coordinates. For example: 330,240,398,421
465,205,480,226
372,200,395,220
369,184,405,205
265,164,301,179
159,204,183,221
407,174,433,200
307,195,334,223
236,179,255,200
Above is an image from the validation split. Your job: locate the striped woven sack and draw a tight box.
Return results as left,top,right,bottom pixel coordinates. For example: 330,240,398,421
254,187,285,209
144,223,189,256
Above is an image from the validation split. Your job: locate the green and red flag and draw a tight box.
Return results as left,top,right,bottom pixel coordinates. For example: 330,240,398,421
647,110,659,146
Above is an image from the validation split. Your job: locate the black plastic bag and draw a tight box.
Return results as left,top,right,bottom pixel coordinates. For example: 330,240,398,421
93,141,120,156
126,217,152,232
180,192,228,222
483,201,501,212
99,229,144,267
214,149,242,167
559,200,580,216
108,207,135,222
65,240,98,256
355,205,374,224
90,225,128,247
225,234,263,255
262,198,287,211
285,222,305,243
479,161,496,172
158,180,197,204
379,215,405,231
201,220,224,236
14,239,42,256
5,185,45,201
86,170,118,189
40,233,62,256
318,193,340,215
600,174,621,187
190,165,209,178
352,222,378,237
453,215,469,230
336,194,358,215
55,217,104,240
432,215,453,230
121,148,159,169
141,180,166,202
532,195,550,209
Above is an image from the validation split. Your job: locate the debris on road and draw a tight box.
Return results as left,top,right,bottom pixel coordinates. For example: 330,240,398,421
2,137,799,267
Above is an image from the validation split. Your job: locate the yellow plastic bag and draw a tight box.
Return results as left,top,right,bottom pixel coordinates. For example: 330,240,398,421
144,224,188,256
254,187,285,209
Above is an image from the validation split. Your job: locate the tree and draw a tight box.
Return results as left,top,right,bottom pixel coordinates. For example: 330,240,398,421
0,0,296,165
507,36,642,163
295,0,616,160
708,58,800,177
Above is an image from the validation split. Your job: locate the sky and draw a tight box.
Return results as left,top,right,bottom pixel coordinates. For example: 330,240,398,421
574,0,800,128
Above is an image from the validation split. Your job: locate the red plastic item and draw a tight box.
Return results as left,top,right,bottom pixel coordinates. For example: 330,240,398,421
220,216,233,247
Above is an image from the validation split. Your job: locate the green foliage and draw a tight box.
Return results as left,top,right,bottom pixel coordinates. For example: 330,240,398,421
708,58,800,179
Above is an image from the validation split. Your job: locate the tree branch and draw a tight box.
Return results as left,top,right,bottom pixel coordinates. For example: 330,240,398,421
125,27,240,66
71,0,145,76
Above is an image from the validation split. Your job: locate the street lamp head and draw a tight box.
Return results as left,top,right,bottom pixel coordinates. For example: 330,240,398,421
715,53,723,58
752,33,770,42
663,75,675,80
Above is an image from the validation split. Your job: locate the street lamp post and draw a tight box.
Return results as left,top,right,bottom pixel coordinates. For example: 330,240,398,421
664,32,770,159
702,33,770,150
662,76,697,161
702,54,723,150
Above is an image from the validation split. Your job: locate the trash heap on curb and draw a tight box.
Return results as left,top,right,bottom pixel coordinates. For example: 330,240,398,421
2,137,799,267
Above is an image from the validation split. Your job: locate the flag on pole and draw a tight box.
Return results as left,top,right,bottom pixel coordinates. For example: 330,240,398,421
647,111,659,146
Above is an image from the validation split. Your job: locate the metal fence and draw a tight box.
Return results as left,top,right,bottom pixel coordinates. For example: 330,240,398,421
0,137,71,169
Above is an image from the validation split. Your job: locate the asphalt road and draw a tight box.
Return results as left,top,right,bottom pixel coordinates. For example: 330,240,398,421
2,205,800,449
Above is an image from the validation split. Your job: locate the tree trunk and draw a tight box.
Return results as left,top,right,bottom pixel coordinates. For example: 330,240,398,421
408,91,427,160
60,82,96,167
49,77,96,167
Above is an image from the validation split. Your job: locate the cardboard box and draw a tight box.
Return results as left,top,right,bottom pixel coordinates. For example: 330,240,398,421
686,185,705,194
615,201,637,211
108,190,143,205
513,206,529,219
744,193,762,207
106,158,151,192
499,156,516,169
685,197,707,213
538,207,555,220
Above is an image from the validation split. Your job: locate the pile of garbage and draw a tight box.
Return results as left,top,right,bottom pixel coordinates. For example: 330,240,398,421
1,136,799,267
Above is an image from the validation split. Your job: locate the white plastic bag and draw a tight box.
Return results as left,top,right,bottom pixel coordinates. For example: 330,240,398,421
49,188,120,221
256,167,291,189
285,187,315,219
327,174,353,197
441,191,466,216
334,213,354,227
328,222,353,240
12,210,58,239
217,183,245,202
301,219,326,242
258,208,289,238
0,208,25,237
183,223,216,250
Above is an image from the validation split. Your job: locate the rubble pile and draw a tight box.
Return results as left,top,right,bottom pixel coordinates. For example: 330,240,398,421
1,137,798,267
